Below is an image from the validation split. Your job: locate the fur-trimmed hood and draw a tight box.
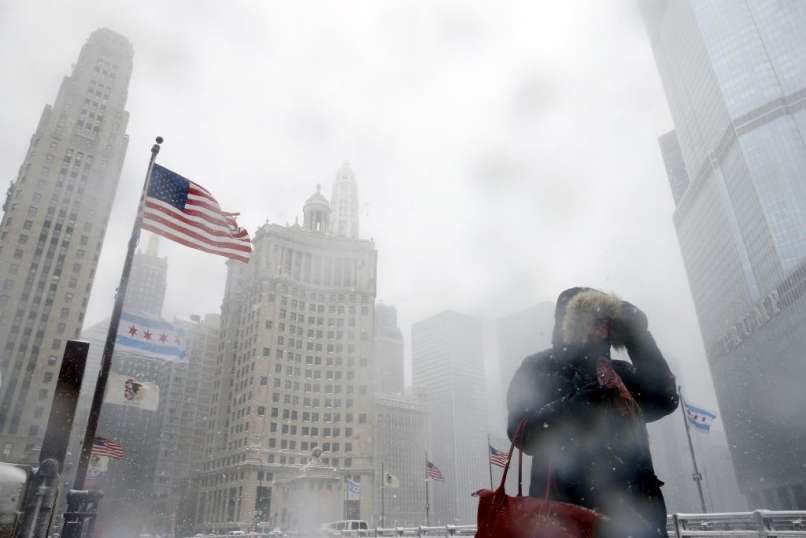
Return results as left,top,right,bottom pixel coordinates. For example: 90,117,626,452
552,287,628,349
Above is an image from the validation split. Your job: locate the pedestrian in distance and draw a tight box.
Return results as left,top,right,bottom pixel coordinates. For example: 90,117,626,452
507,287,679,537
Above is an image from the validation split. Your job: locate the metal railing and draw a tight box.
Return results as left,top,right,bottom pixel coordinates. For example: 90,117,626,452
668,510,806,537
189,511,806,537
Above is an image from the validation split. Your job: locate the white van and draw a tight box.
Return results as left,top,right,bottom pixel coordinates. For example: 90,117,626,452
320,520,370,535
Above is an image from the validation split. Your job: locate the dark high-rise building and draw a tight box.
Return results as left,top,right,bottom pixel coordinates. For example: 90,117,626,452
495,302,554,424
645,1,806,508
412,311,487,525
372,303,404,394
0,28,132,462
126,235,167,317
493,302,554,495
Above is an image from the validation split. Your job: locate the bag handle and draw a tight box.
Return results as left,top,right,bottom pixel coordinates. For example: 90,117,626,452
499,418,553,508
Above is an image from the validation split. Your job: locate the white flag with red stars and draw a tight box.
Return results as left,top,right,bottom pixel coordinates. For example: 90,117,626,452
116,310,187,362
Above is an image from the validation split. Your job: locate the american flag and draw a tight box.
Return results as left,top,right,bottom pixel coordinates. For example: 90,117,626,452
142,164,251,263
91,437,124,460
489,445,508,468
426,460,444,481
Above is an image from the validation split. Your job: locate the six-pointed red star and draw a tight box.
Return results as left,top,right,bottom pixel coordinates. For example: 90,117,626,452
128,325,138,336
143,330,152,340
159,333,168,343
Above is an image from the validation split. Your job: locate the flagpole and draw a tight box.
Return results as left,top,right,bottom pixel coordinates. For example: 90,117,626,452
424,451,430,526
381,462,385,529
679,385,707,513
487,434,494,489
72,137,163,490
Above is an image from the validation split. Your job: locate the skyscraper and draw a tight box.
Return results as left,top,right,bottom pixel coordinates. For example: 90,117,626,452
372,303,404,394
493,302,554,495
645,1,806,508
412,311,487,525
495,302,554,426
194,168,378,533
373,393,428,526
65,240,200,537
126,235,167,317
0,28,132,462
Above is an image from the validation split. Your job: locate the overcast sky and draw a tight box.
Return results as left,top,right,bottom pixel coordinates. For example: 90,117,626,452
0,1,719,408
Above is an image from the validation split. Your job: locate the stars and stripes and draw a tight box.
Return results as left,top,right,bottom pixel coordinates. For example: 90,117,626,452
685,402,717,433
489,445,509,468
142,164,251,263
426,460,444,481
91,437,124,460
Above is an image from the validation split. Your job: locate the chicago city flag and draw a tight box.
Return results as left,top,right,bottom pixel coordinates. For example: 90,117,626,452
116,310,186,362
685,401,717,433
104,372,160,411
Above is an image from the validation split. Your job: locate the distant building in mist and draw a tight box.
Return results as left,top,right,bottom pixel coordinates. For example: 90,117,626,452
67,241,221,537
495,302,554,427
126,235,168,317
492,302,554,496
412,311,488,525
645,0,806,508
0,28,132,463
372,303,404,394
373,393,428,526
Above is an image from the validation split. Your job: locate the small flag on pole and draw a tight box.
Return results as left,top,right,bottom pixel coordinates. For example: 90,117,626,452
489,445,508,468
143,164,252,263
91,437,124,460
116,310,186,362
346,478,361,500
87,454,109,477
383,472,400,489
426,460,444,481
104,372,160,411
685,402,717,433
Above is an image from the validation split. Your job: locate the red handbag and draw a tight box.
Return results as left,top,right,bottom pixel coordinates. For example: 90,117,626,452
474,421,605,538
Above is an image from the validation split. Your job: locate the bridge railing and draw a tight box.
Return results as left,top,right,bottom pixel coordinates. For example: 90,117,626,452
193,510,806,538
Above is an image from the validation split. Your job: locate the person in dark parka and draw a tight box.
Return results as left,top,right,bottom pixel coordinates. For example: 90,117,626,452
507,287,679,537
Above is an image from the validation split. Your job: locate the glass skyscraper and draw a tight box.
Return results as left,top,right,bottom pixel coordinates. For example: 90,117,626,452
645,1,806,508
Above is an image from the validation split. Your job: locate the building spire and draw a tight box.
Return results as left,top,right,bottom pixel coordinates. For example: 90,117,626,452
330,161,360,239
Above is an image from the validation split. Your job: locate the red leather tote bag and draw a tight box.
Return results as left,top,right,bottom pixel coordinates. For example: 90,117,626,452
475,421,605,538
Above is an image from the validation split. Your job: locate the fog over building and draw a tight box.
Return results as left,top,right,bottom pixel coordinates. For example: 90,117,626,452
194,168,378,533
412,311,487,525
372,303,404,395
645,0,806,508
372,393,428,526
0,28,132,462
63,238,220,537
494,302,554,430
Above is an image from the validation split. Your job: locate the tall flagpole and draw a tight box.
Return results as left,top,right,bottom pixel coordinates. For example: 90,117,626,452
424,451,430,526
487,434,494,489
679,385,707,513
381,462,385,529
72,137,163,490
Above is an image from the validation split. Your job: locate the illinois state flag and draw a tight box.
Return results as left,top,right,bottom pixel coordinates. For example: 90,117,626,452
104,372,160,411
116,310,186,362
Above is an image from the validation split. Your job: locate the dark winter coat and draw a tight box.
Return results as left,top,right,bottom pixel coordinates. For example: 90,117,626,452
507,288,679,537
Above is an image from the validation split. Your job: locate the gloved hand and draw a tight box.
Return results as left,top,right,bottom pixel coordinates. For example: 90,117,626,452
610,300,648,347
